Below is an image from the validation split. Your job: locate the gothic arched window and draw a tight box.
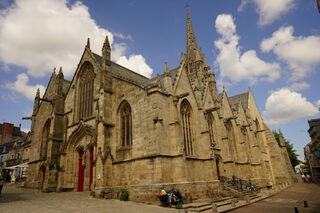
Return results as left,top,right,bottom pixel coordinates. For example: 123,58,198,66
119,101,132,146
181,99,194,156
207,113,215,144
78,63,94,120
40,119,50,159
225,121,236,157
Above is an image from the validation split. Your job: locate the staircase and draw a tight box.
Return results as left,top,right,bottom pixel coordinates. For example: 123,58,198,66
178,176,262,212
180,197,235,212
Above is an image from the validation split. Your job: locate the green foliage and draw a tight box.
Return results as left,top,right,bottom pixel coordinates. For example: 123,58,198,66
302,167,310,174
175,203,183,209
273,130,300,168
118,188,129,201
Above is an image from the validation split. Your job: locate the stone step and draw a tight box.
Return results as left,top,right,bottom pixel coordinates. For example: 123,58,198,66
182,197,232,209
184,199,233,212
182,202,211,209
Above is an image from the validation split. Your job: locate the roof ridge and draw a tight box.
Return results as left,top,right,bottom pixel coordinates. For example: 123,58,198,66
92,52,149,80
229,91,249,98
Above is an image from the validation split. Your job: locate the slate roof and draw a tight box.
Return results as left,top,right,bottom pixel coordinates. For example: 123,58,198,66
92,53,148,85
142,66,180,92
228,92,249,110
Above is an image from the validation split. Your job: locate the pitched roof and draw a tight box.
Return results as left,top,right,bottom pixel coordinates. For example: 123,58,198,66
92,53,148,85
142,66,180,92
228,91,249,110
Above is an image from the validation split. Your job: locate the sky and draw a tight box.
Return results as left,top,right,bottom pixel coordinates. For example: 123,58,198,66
0,0,319,161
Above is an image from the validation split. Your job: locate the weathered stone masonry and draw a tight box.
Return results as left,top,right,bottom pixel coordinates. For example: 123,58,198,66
25,12,295,202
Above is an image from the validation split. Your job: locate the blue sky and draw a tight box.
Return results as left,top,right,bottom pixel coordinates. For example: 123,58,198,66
0,0,319,160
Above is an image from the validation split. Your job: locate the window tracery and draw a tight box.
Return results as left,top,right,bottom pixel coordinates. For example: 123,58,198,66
120,101,132,146
40,119,50,159
181,99,194,156
78,63,94,120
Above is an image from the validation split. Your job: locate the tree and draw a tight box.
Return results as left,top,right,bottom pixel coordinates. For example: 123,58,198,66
272,130,300,168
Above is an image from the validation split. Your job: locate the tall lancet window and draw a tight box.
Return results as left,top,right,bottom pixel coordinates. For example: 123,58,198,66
181,99,194,156
40,119,51,159
207,113,215,144
78,63,94,120
119,101,132,146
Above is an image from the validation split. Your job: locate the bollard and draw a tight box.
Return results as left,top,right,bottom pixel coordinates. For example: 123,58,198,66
294,207,299,213
304,200,308,208
212,203,218,213
245,195,250,204
231,199,236,207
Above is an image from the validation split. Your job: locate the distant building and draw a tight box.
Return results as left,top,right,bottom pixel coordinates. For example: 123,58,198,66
305,118,320,181
0,122,25,145
0,122,29,181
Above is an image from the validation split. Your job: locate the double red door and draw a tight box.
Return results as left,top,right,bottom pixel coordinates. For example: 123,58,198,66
78,150,84,192
78,148,94,192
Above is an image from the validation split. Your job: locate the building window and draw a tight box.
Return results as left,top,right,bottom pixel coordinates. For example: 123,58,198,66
207,113,215,144
181,99,194,156
225,121,236,157
78,62,94,120
119,101,132,146
40,119,51,159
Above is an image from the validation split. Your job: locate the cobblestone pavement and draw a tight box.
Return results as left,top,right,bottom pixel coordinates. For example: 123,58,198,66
230,182,320,213
1,183,320,213
0,185,179,213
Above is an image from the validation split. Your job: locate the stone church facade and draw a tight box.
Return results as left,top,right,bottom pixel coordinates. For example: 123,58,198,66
25,12,295,201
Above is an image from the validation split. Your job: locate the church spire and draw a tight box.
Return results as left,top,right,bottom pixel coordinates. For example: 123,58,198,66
186,10,198,56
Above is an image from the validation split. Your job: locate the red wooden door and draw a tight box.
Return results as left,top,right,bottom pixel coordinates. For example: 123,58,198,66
216,159,220,180
78,150,84,192
41,169,46,189
89,147,93,191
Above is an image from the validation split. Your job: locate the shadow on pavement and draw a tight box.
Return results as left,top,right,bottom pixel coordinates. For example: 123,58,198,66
0,193,28,203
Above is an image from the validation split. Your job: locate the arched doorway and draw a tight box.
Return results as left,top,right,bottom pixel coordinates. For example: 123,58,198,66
216,159,220,180
65,123,96,192
39,165,46,190
41,169,46,189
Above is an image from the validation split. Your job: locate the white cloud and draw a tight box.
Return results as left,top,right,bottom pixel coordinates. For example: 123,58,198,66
0,0,152,78
112,43,127,62
114,33,133,41
287,82,310,92
21,128,30,133
261,26,320,81
214,14,280,85
4,73,45,100
238,0,295,26
317,100,320,108
117,55,153,78
263,88,319,125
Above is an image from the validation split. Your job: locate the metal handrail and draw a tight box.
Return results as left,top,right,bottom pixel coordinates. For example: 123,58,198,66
220,175,259,192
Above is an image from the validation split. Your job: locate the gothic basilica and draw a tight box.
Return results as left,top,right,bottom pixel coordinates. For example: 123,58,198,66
25,12,295,201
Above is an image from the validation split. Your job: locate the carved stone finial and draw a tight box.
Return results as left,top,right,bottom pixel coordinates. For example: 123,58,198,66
164,62,169,74
102,35,111,62
86,38,90,49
